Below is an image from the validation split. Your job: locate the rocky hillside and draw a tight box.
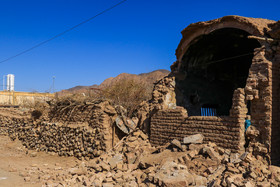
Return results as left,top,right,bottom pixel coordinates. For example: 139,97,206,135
58,69,170,96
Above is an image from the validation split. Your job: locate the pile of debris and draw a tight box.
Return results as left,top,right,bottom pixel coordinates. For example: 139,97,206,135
40,130,280,186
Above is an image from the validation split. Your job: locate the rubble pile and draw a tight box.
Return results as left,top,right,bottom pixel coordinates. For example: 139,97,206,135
38,131,280,186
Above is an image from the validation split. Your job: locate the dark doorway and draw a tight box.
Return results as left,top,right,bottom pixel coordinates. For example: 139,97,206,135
176,28,261,116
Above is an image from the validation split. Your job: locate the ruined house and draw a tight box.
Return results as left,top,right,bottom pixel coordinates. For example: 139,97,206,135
149,16,280,165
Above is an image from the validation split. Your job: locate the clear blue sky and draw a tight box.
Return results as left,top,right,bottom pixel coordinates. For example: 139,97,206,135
0,0,279,92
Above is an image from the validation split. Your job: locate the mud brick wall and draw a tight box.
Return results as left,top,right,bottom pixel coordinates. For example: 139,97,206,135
244,49,273,164
48,101,117,150
7,122,108,159
150,108,243,152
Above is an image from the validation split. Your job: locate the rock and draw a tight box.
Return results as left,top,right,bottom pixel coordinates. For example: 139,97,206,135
19,171,29,177
269,165,280,182
181,145,187,151
256,181,270,186
104,105,116,115
102,183,114,187
193,175,207,186
92,179,102,187
183,134,204,144
8,166,17,172
171,139,182,150
127,164,138,171
153,161,191,186
239,152,249,160
127,180,138,187
230,153,241,163
139,132,148,140
189,143,204,152
202,147,222,163
100,162,111,172
128,136,137,142
125,152,137,164
116,163,123,171
249,171,257,179
30,152,37,157
243,181,254,187
163,180,188,187
107,154,123,169
24,177,31,182
68,167,87,175
227,166,240,174
188,149,198,158
208,165,226,181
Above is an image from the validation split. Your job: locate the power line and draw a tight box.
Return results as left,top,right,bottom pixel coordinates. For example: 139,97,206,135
0,0,127,64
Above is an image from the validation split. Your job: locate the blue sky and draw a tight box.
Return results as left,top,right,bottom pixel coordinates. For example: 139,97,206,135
0,0,279,92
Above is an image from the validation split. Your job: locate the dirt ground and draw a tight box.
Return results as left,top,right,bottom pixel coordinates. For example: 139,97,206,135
0,135,79,187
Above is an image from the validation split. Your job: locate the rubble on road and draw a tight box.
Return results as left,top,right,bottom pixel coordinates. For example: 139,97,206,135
36,131,280,186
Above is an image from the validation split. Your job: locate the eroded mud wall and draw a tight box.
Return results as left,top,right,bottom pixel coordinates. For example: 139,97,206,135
150,88,247,153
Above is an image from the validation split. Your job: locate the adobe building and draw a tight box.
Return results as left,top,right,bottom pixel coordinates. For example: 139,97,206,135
149,16,280,165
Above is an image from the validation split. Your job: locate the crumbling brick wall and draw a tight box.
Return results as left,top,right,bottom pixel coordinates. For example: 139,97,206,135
48,100,118,150
150,88,247,153
244,48,273,163
149,16,280,164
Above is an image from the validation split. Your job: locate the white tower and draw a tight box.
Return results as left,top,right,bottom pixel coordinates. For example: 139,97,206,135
6,74,15,91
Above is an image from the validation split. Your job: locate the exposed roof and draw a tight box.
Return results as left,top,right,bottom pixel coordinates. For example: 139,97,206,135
175,15,276,63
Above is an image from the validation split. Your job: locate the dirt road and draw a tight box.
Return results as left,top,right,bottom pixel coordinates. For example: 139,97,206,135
0,136,79,187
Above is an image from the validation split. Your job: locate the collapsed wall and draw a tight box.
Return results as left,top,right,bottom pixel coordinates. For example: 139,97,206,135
149,16,280,165
0,101,121,159
150,85,247,153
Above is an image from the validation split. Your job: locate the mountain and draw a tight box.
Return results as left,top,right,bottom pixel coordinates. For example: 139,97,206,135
99,69,170,88
58,69,170,96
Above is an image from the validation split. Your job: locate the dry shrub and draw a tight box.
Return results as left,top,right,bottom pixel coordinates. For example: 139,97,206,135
54,79,152,117
101,79,151,117
21,98,50,120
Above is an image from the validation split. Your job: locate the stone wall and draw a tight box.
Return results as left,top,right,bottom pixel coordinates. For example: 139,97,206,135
7,122,106,159
0,101,119,160
0,108,31,135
